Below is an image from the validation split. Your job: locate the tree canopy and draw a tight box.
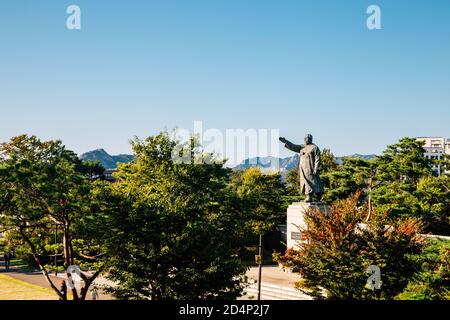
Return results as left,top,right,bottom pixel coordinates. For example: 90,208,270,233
0,135,108,300
274,193,424,300
102,133,248,299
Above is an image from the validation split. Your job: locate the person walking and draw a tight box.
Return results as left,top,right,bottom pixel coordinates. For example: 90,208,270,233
3,252,11,270
59,280,67,301
91,287,99,300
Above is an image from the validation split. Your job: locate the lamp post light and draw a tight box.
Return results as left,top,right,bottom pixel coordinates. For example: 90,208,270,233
54,223,58,276
255,232,263,301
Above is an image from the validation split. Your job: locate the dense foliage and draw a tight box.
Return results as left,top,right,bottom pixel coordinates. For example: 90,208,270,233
0,135,107,300
318,138,450,234
274,193,425,300
1,133,449,300
397,239,450,300
103,134,249,299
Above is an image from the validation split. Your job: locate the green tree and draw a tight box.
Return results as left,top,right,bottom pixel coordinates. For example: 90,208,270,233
103,132,248,300
320,148,339,174
0,135,107,300
397,239,450,300
439,154,450,173
78,160,106,180
322,138,449,233
231,167,286,261
372,137,434,218
232,167,285,235
415,175,450,234
376,138,433,185
322,157,369,203
285,167,301,196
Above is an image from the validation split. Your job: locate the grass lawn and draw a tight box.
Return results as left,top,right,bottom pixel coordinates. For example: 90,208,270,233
0,274,59,300
9,259,39,271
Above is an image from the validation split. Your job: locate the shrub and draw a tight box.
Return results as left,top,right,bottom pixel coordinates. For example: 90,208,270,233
274,193,424,300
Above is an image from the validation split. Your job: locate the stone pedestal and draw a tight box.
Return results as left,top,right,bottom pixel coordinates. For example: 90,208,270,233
286,202,330,250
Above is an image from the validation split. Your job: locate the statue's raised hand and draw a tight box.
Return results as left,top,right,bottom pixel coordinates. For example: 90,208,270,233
279,137,287,144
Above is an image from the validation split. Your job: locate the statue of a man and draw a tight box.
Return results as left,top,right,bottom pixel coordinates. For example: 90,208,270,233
279,134,324,202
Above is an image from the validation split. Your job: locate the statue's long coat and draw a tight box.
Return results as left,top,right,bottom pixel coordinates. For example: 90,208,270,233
284,141,324,195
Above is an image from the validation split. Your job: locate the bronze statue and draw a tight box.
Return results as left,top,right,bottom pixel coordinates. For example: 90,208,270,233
279,134,324,202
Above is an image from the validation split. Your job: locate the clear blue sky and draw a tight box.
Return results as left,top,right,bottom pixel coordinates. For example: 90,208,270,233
1,0,449,159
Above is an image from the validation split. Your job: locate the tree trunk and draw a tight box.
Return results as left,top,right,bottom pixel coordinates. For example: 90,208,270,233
62,222,80,300
78,269,102,300
365,178,373,223
63,225,71,267
19,228,65,300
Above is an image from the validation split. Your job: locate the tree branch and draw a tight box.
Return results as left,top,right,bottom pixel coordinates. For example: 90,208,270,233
79,266,104,300
78,252,106,261
18,227,64,300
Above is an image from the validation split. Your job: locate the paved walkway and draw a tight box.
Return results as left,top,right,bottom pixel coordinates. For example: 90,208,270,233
1,262,304,300
0,264,112,300
247,265,301,287
240,265,312,300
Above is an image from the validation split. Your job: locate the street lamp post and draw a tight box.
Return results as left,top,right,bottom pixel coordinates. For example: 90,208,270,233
257,232,263,300
54,223,58,276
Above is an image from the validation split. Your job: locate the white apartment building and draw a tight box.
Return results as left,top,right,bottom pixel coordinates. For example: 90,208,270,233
416,137,450,175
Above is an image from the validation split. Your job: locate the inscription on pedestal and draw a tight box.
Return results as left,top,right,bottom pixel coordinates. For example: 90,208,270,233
286,202,330,250
291,232,301,240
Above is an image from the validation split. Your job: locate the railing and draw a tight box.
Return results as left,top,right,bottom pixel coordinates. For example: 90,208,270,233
244,282,312,300
420,234,450,241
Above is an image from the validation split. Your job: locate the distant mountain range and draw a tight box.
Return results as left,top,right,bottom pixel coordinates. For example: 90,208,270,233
80,149,376,171
337,154,377,163
233,155,300,172
80,149,135,170
233,154,377,172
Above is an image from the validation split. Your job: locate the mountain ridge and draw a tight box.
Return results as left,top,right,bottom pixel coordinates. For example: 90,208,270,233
80,149,376,171
80,149,135,170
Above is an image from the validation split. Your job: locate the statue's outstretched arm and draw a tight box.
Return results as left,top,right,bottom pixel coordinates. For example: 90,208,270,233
279,137,302,153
